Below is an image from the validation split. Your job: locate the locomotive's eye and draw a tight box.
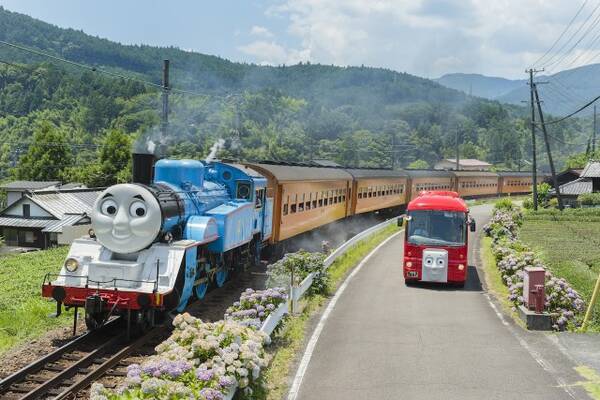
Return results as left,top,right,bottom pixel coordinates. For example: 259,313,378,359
101,199,118,216
129,201,147,217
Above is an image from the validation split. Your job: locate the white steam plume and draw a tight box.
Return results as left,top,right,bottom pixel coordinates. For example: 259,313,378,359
205,139,225,162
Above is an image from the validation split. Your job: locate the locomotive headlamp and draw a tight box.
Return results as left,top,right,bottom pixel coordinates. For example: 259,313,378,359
88,228,96,239
64,257,79,272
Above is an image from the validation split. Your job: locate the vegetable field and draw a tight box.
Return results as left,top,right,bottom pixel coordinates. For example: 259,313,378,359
0,247,72,354
520,215,600,330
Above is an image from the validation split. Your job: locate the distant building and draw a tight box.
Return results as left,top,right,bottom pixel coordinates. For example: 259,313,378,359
548,161,600,207
0,188,101,249
544,168,583,187
1,181,61,208
434,158,492,171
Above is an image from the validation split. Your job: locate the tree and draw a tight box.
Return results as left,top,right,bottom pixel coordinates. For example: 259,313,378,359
407,159,429,169
14,120,72,181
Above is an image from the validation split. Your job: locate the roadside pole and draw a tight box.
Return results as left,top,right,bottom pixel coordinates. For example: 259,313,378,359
582,272,600,331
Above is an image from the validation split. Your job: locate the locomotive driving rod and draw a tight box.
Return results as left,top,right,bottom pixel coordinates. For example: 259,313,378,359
582,271,600,331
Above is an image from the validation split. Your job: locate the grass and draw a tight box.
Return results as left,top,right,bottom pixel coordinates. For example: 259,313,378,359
467,195,527,207
255,223,401,400
519,215,600,331
480,237,524,327
0,246,74,355
575,366,600,400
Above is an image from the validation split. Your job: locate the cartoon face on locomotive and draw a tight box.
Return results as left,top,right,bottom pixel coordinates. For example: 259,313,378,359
42,155,273,331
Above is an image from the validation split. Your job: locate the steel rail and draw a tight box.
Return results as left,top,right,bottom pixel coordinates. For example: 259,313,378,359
0,317,121,394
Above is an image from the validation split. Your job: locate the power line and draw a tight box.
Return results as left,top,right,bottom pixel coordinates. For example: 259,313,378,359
0,40,209,98
540,1,600,69
541,92,600,125
533,0,589,68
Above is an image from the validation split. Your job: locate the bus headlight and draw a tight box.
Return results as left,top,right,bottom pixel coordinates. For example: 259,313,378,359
458,264,465,271
65,258,79,272
406,261,413,268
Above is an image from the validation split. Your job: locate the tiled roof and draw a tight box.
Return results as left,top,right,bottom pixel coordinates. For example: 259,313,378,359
549,178,592,196
28,190,101,218
0,180,60,190
42,214,88,233
581,161,600,178
0,217,56,228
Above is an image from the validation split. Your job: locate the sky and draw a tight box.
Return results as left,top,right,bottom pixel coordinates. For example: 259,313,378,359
0,0,589,79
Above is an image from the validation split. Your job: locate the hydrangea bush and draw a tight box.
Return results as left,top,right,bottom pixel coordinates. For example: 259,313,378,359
266,250,328,295
485,205,585,330
91,313,267,400
224,287,287,329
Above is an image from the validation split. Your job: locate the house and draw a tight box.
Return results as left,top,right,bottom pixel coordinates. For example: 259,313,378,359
434,158,492,171
1,180,61,208
544,168,583,187
548,161,600,207
549,178,592,208
0,188,101,249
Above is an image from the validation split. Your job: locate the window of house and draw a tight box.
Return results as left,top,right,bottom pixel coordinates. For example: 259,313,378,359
25,231,35,243
23,204,30,218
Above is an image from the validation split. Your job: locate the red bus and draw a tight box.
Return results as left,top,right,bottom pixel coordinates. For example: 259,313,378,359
401,191,475,286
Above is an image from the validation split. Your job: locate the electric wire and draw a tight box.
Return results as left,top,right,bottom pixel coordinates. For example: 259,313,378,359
533,0,590,68
0,40,209,98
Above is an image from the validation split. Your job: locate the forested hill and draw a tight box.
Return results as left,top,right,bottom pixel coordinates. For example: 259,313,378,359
0,5,463,105
0,6,589,187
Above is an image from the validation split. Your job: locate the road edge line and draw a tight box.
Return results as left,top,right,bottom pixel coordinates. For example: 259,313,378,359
286,230,403,400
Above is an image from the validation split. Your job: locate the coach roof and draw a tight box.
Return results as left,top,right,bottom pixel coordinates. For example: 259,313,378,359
344,168,409,178
243,162,353,182
405,169,453,178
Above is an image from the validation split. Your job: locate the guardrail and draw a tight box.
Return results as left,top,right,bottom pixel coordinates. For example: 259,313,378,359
224,217,397,399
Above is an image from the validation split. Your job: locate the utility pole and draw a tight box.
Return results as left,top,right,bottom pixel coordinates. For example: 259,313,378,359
455,128,460,171
527,68,540,211
534,83,564,210
161,59,170,141
594,104,597,154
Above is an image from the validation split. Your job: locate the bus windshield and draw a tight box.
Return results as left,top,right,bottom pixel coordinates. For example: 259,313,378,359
407,210,467,247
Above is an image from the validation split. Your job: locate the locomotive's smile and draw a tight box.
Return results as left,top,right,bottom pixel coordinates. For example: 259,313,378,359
91,184,162,254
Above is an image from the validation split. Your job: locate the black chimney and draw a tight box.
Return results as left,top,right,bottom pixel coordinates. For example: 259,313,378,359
132,153,156,185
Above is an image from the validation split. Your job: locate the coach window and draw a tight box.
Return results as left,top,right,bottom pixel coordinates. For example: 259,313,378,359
306,193,312,210
283,195,289,216
298,194,305,212
291,194,297,213
312,192,318,209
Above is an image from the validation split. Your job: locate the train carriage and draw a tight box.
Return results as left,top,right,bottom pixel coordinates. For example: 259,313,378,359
497,171,534,195
346,168,409,215
452,170,499,198
241,162,353,243
405,169,455,201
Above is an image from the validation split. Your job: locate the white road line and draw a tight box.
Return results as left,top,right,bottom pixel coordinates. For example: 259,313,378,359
483,293,577,399
286,230,403,400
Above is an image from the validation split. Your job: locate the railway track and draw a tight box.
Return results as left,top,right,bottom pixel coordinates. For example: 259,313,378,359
0,266,269,400
0,317,164,400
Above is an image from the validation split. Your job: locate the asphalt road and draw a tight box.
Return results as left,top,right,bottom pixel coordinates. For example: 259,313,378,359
293,204,588,400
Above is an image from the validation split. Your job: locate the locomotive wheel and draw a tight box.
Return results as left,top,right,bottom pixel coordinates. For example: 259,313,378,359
85,310,108,331
194,282,208,299
215,268,228,287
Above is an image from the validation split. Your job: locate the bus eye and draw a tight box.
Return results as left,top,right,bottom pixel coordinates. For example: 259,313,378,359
425,258,433,265
437,259,444,266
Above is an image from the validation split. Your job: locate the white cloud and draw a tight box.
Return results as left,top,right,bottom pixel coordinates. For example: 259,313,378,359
250,25,274,38
237,0,593,78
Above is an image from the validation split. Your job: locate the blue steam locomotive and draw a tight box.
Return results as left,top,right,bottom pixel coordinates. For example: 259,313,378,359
43,154,273,330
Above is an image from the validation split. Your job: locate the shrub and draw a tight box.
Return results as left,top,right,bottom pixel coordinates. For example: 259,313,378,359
547,197,559,209
522,197,533,210
266,251,328,295
494,197,514,211
484,207,586,330
536,182,552,205
578,192,600,206
224,288,287,329
92,314,267,399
